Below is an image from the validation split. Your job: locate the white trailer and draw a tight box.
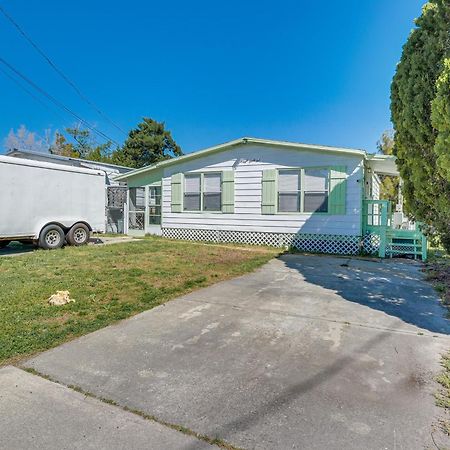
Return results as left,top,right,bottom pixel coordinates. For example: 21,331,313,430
0,155,106,249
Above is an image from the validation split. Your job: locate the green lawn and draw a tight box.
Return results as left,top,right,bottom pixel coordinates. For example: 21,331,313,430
0,237,279,365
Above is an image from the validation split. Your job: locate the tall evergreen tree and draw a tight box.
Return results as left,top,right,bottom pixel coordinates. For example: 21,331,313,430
117,118,182,168
391,1,450,250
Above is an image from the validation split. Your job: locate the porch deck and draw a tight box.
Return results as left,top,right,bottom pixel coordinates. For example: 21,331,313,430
362,200,427,261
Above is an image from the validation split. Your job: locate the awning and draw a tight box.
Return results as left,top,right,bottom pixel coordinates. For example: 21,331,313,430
366,154,399,176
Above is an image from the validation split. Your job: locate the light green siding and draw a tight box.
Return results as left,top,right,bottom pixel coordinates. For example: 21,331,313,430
261,169,277,214
127,169,163,188
329,166,347,215
171,173,183,212
221,170,235,213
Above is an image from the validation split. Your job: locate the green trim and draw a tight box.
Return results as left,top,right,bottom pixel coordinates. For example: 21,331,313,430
262,169,277,214
329,166,347,215
221,170,235,213
171,173,183,213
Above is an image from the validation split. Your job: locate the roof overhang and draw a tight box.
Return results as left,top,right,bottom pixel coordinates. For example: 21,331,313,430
366,154,399,176
115,137,367,181
7,148,133,171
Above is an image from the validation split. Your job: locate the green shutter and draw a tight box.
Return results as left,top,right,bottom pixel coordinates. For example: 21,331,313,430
261,169,277,214
329,166,347,215
222,170,235,213
171,173,183,212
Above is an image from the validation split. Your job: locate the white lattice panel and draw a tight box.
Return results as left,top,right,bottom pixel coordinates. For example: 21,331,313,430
387,244,417,254
162,228,360,255
361,233,380,255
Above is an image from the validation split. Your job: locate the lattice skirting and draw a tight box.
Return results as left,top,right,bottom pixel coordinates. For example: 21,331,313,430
361,232,381,255
162,228,365,255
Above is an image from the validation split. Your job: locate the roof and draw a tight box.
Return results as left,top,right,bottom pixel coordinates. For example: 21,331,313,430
366,154,399,176
115,136,372,181
7,149,132,172
0,154,104,176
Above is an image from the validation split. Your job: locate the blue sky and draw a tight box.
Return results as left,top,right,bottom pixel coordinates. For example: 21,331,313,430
0,0,424,154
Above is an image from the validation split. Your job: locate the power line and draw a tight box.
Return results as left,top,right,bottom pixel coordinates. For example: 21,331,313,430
0,4,127,136
0,56,120,146
0,67,99,149
0,65,61,117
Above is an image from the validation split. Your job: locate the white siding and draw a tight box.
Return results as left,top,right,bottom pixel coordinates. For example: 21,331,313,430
372,174,381,200
365,170,381,200
161,144,364,236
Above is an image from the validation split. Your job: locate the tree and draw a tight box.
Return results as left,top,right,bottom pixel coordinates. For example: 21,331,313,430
118,118,182,168
390,1,450,251
49,132,77,157
4,125,50,153
49,127,116,163
65,127,115,162
376,130,399,204
431,58,450,180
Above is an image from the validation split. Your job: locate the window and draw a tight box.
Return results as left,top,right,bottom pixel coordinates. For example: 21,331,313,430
203,173,222,211
183,173,222,211
278,170,300,212
304,169,329,213
184,174,201,211
148,186,161,225
276,168,330,213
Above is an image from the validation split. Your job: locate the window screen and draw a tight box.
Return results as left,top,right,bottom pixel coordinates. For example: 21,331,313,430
278,170,300,212
203,173,221,211
304,169,329,213
184,174,201,211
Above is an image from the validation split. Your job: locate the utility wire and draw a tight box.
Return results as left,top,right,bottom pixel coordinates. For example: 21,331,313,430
0,4,127,136
0,56,120,146
0,65,61,117
0,66,97,149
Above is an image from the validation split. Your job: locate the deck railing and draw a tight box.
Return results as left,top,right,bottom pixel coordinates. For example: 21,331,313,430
362,200,427,261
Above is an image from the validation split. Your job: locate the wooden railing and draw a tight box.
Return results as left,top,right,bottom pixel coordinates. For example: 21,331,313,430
362,200,427,261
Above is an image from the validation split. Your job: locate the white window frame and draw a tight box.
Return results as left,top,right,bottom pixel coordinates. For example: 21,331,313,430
277,167,330,214
303,168,330,214
277,169,301,213
183,174,201,212
183,172,223,213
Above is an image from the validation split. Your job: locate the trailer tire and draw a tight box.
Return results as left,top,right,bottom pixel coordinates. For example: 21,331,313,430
39,224,65,250
0,240,10,248
66,223,90,246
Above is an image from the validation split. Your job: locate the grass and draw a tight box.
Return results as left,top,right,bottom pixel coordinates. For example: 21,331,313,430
0,236,279,366
436,353,450,436
424,247,450,307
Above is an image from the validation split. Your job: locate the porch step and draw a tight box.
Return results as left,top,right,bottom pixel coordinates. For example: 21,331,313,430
386,236,423,259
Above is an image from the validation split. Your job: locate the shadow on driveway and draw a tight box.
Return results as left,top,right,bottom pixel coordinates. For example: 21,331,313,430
281,254,450,335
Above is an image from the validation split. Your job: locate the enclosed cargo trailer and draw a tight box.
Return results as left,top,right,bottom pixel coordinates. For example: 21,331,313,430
0,155,105,249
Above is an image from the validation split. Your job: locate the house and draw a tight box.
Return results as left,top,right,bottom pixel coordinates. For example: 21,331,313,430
7,148,133,234
115,137,427,260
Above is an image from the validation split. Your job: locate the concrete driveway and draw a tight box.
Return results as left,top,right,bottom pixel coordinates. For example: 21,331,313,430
4,254,450,449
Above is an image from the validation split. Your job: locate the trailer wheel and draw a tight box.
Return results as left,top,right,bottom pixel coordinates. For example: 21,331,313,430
39,224,65,250
0,240,10,248
66,223,90,246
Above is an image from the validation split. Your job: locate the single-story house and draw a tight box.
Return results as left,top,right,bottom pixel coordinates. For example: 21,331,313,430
115,137,427,260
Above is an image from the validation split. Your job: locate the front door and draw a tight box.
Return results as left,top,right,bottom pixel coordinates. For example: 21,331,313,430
128,187,146,236
147,185,162,235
